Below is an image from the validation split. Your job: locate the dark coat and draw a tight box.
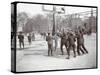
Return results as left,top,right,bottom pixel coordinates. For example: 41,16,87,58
76,31,84,45
68,33,76,46
46,35,53,45
18,34,24,42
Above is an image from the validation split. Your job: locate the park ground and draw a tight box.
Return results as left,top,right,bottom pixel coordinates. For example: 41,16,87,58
16,33,97,72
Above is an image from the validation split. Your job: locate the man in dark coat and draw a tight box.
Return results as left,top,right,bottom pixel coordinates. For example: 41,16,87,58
18,32,24,49
76,29,88,55
46,33,53,56
27,33,32,45
67,32,76,59
60,32,69,55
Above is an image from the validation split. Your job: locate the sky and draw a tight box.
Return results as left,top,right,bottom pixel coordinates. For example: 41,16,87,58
17,3,96,18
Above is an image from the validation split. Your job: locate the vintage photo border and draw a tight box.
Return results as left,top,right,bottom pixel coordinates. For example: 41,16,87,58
11,1,98,73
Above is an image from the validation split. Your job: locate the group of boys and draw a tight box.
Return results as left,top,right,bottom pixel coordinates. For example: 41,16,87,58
46,28,88,59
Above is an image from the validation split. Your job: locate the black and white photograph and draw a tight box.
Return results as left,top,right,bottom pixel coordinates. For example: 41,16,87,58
11,2,97,72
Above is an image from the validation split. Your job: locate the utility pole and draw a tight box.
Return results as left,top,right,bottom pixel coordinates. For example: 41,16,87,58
52,6,56,35
42,5,65,36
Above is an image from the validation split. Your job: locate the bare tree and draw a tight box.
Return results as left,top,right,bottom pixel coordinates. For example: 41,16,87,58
17,12,29,32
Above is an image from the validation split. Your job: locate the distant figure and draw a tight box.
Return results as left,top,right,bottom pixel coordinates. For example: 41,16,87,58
43,32,46,39
46,33,53,56
40,33,43,38
32,33,35,41
27,33,32,45
76,29,88,55
18,32,24,49
67,32,76,59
